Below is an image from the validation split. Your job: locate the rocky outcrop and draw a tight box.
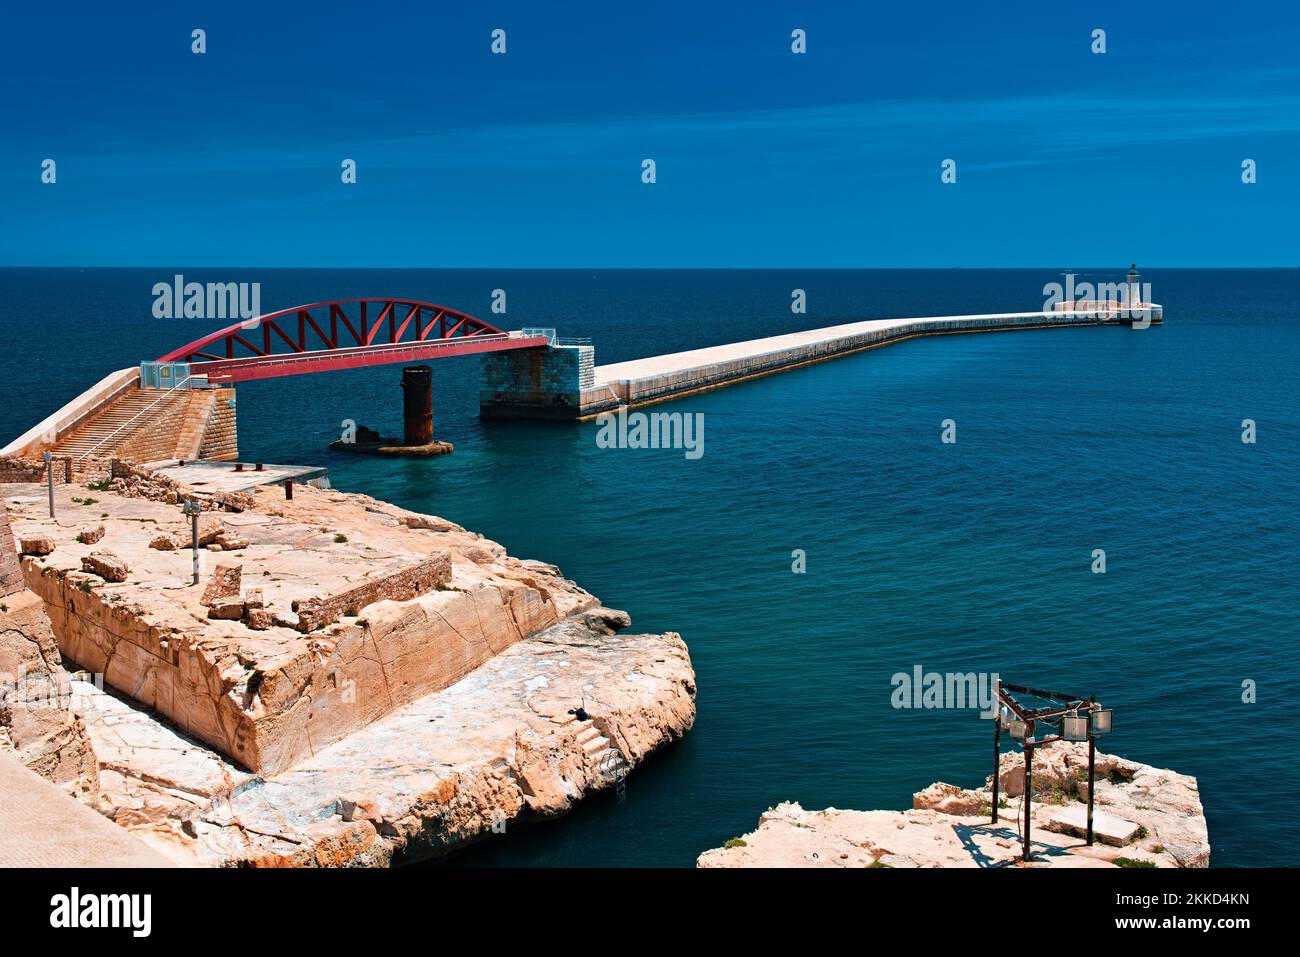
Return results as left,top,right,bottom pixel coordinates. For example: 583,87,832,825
0,589,100,800
699,741,1208,869
1,506,97,797
6,478,609,775
74,613,694,866
2,473,696,865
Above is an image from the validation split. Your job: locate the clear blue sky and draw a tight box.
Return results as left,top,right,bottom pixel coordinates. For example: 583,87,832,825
2,1,1297,267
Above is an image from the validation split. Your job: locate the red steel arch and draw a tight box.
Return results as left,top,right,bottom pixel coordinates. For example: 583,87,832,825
156,297,547,383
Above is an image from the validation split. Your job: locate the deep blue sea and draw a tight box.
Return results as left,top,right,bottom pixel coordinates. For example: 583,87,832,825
2,268,1296,867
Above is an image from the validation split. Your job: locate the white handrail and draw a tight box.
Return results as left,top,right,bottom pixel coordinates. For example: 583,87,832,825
77,376,194,461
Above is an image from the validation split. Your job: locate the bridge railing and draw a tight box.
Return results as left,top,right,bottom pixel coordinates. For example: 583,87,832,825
515,328,591,347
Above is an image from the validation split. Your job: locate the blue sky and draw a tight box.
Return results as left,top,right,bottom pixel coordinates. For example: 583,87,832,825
2,1,1298,267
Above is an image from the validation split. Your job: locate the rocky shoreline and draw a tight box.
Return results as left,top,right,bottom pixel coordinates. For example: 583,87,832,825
698,741,1209,868
1,468,696,866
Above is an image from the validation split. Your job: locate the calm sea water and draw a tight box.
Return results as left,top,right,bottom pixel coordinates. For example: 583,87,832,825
2,268,1296,867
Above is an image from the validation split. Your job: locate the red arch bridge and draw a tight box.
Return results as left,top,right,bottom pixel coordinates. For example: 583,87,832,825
151,298,554,384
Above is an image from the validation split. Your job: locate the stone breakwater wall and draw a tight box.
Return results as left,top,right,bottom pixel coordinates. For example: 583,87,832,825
596,309,1162,414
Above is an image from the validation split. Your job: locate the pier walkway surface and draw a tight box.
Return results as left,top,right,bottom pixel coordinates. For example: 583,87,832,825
2,302,1161,453
0,752,173,867
589,307,1159,412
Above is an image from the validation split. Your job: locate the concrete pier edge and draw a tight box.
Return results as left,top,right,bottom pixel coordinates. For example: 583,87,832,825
479,306,1163,420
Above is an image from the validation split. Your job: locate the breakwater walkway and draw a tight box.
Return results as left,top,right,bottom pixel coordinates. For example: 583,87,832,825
481,304,1163,419
2,301,1162,464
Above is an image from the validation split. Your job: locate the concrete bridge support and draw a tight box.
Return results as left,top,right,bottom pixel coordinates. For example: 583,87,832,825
479,342,614,419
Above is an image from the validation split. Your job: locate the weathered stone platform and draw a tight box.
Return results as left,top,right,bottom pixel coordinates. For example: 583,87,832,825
74,613,694,866
1,466,697,866
3,475,602,775
698,741,1207,869
0,751,174,868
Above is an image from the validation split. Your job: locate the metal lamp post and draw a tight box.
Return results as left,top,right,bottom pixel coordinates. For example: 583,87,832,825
990,682,1115,861
1087,700,1112,845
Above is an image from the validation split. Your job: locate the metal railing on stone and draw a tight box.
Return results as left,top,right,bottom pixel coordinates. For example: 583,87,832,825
77,376,194,461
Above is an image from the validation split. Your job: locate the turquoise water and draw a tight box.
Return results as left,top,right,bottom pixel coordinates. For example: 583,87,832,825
3,268,1296,867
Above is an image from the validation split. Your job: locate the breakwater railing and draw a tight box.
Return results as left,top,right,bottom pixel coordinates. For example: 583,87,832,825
601,311,1129,409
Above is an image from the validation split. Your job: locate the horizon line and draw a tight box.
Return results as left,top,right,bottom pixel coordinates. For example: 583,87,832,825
1,264,1295,271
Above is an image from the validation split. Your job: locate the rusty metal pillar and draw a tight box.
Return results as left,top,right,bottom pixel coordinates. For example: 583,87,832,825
402,365,433,446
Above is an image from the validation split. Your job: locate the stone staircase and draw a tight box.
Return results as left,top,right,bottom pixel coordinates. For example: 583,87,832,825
560,714,627,790
50,387,209,464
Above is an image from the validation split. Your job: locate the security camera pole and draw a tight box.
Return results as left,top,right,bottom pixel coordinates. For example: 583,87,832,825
42,451,55,518
182,499,202,585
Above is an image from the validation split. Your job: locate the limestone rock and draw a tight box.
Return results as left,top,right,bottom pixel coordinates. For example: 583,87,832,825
246,609,275,631
76,525,106,545
0,590,99,801
20,537,55,556
400,514,458,533
81,550,128,582
200,562,241,606
913,781,987,815
75,617,694,866
338,796,383,825
700,741,1209,869
207,598,245,620
579,606,632,635
149,534,180,551
6,476,603,776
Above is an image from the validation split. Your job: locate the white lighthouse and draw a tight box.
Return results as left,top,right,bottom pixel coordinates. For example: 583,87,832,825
1126,263,1141,310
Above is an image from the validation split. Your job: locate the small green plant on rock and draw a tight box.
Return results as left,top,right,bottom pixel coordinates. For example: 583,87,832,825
333,533,348,543
1113,857,1156,869
723,838,747,849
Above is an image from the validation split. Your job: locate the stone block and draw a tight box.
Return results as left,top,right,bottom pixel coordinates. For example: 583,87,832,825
201,563,242,606
81,551,128,583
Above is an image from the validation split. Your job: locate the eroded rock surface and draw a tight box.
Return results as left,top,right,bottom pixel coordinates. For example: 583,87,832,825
1,472,696,866
75,614,694,866
5,478,604,775
698,741,1208,869
0,589,100,800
